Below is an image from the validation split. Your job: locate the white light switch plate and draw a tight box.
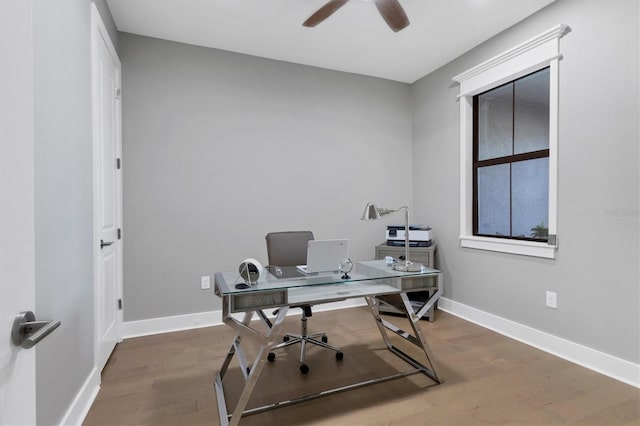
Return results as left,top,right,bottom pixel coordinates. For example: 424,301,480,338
201,276,211,290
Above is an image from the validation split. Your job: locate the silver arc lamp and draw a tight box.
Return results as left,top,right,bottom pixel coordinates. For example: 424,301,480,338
361,202,423,272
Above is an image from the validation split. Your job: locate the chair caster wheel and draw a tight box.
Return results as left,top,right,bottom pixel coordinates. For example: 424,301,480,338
321,335,328,343
336,351,344,361
267,352,275,362
300,364,309,374
283,335,290,342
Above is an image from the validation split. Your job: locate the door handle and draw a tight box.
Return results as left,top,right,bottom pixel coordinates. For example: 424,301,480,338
11,311,61,349
100,239,114,249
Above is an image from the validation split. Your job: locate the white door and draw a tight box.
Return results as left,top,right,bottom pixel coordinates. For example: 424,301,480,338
0,1,37,424
91,5,123,372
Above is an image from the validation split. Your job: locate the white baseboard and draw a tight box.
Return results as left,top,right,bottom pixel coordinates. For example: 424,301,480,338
438,297,640,388
120,297,639,388
122,310,223,338
58,366,100,426
121,299,366,339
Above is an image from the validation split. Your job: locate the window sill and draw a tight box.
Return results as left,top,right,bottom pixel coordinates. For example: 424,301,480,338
460,235,556,259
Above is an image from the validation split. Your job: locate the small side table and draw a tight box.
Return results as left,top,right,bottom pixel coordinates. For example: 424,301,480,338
375,243,438,321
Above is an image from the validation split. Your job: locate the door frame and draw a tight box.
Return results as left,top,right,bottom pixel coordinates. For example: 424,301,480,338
90,3,123,372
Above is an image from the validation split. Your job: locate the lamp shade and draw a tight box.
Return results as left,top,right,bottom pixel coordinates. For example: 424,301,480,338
361,202,382,220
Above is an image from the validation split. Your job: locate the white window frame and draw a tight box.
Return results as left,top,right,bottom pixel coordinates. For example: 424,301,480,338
453,24,569,259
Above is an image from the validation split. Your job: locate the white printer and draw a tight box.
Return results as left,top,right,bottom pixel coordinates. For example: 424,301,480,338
386,225,432,247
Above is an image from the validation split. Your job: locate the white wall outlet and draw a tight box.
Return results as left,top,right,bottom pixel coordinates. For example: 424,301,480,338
201,275,211,290
546,291,557,308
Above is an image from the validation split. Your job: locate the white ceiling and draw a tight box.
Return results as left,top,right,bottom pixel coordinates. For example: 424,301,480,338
106,0,556,83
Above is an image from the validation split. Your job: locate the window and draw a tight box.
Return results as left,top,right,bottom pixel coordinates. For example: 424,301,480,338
474,68,550,242
453,25,569,259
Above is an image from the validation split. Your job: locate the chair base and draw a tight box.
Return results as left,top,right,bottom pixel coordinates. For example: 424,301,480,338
274,332,341,357
267,316,343,374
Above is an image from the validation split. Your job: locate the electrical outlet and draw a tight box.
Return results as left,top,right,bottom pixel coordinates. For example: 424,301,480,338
546,291,557,308
201,276,211,290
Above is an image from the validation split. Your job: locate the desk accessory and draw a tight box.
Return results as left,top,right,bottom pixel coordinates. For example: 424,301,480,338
361,202,423,272
236,258,264,289
339,258,353,279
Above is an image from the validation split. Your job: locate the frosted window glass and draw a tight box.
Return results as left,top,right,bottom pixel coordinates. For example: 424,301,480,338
477,164,510,236
478,84,513,161
473,67,551,242
512,158,549,239
514,68,549,154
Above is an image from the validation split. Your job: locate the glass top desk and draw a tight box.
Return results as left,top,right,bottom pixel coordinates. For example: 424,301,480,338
214,260,443,426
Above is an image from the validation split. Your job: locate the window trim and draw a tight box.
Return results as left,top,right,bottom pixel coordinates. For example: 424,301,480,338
453,24,569,259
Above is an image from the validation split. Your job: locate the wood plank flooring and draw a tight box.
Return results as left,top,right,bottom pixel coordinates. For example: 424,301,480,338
84,308,639,425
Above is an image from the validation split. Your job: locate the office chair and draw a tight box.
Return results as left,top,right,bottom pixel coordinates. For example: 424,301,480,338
265,231,343,374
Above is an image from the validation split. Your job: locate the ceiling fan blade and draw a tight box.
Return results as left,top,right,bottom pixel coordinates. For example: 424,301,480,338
374,0,410,32
303,0,350,27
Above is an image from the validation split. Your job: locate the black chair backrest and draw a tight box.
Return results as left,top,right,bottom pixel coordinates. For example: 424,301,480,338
265,231,314,267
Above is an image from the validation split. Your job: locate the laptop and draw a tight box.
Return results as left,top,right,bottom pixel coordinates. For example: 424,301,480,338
297,239,349,274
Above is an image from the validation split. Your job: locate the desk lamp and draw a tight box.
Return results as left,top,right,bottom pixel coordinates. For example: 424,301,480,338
361,202,423,272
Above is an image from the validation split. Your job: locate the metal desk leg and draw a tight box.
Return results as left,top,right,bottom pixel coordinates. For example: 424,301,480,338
215,305,289,426
217,311,255,383
365,294,441,384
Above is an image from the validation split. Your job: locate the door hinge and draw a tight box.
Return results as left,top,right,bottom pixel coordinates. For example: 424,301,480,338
118,298,122,310
116,158,121,170
117,228,121,240
115,87,121,99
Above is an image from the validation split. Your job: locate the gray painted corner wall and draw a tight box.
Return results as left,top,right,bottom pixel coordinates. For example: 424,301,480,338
33,0,95,424
411,0,639,363
119,33,412,321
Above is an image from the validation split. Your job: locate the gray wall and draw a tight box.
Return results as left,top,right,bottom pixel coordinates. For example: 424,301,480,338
32,0,116,423
119,33,413,321
412,0,639,363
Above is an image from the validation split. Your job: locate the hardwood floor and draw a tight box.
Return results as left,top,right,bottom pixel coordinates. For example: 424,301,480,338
84,307,639,425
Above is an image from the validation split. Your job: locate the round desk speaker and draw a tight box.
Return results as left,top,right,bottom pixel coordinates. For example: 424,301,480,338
238,258,265,285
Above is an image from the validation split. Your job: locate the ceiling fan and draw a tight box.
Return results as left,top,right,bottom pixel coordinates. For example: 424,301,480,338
303,0,410,33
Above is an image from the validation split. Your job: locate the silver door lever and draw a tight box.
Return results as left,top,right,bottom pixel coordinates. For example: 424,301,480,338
11,311,61,349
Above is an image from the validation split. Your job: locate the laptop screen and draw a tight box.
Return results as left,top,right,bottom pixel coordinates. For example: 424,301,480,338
303,239,349,273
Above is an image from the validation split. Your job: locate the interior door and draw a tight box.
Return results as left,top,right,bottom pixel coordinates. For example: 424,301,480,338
0,1,37,424
92,5,123,372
